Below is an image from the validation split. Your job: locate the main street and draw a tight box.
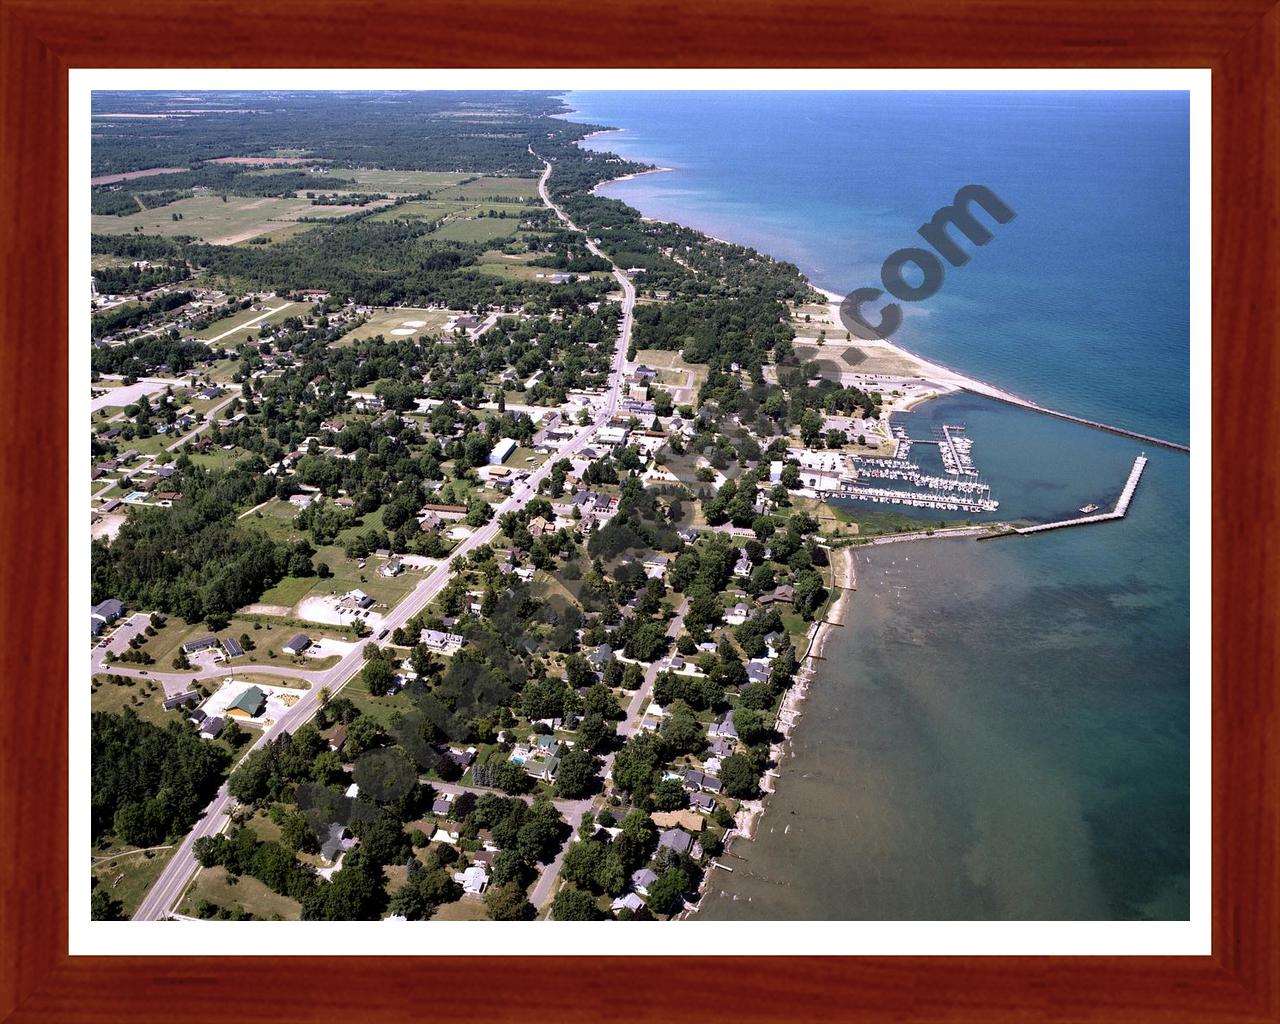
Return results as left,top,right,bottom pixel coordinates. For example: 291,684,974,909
132,156,637,921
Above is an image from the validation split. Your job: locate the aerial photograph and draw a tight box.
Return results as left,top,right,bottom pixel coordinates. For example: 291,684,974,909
86,87,1191,924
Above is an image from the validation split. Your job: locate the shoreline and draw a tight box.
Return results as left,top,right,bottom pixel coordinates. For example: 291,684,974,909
568,120,1185,918
683,546,856,917
590,164,675,194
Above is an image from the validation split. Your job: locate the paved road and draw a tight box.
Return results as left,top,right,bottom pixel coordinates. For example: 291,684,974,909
132,156,637,922
536,598,690,916
617,597,690,739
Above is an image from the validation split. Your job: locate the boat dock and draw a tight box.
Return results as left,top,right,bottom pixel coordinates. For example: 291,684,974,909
1016,455,1147,534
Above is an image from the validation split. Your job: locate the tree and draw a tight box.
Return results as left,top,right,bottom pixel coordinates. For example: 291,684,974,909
645,866,690,915
575,713,612,753
281,811,319,854
352,747,416,804
361,658,395,698
91,884,123,921
484,881,536,921
651,777,688,811
554,747,599,799
551,885,604,920
719,753,760,799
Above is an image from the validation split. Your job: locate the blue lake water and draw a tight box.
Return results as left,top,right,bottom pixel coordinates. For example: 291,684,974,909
565,90,1192,920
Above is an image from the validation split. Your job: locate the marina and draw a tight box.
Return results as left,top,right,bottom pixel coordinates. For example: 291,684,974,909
836,422,999,513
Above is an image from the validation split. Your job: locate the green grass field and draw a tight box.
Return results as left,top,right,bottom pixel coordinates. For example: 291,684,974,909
179,865,302,921
364,199,455,225
431,898,489,921
192,301,296,341
92,842,178,919
433,216,522,244
333,307,456,348
91,675,181,727
435,176,540,201
339,668,411,728
344,169,471,193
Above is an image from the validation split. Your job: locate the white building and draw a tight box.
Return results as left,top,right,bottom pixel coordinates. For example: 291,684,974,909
489,437,518,465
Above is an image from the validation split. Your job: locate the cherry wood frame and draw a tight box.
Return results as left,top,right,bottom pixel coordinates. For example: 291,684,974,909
2,1,1277,1020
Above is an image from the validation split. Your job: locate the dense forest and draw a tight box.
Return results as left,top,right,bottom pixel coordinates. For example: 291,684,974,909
91,710,229,845
91,464,300,625
91,91,589,176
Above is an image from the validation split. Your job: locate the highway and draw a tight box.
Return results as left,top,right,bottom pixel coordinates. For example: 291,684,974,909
132,155,638,921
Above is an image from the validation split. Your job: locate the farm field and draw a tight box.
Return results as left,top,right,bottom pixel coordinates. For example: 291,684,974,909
435,176,540,201
365,200,455,225
344,169,470,193
432,216,523,244
91,192,389,245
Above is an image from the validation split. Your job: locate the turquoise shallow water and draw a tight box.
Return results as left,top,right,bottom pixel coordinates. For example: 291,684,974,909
564,91,1191,920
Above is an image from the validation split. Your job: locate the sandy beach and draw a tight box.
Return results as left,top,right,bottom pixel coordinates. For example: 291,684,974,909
814,286,1033,403
590,165,674,195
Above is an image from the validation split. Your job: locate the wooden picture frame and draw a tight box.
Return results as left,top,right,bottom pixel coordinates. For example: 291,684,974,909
2,1,1276,1020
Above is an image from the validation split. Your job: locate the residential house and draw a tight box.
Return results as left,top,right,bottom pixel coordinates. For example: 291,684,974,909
283,634,312,655
198,716,225,739
709,709,738,741
587,644,614,671
611,893,645,914
657,828,695,857
724,602,752,626
689,791,718,813
453,865,489,895
421,628,464,653
745,660,771,686
651,810,705,833
320,823,355,863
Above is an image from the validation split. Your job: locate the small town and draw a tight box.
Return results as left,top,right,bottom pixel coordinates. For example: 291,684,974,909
90,90,1020,924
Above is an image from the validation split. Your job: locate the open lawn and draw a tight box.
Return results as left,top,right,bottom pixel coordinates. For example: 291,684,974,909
91,675,182,727
341,668,412,728
431,898,489,921
634,348,709,397
186,446,249,472
92,841,178,919
179,865,301,921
